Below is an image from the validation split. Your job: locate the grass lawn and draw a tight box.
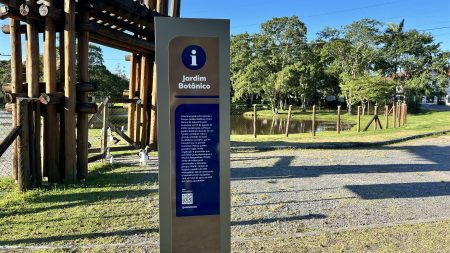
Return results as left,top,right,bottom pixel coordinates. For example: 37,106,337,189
1,162,450,252
0,163,160,251
232,110,450,145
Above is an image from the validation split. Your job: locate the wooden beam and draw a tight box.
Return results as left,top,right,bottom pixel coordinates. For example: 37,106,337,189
0,126,22,158
76,103,98,114
78,22,155,52
39,92,64,105
4,93,27,103
0,6,23,21
88,10,152,36
86,0,163,28
63,0,77,183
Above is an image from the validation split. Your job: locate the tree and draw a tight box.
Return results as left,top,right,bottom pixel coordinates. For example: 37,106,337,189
318,19,383,113
380,20,449,105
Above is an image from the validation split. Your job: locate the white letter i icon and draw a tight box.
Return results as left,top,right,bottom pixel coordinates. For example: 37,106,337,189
190,49,198,66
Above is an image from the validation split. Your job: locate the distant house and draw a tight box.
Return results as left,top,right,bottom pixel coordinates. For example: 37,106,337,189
421,70,450,106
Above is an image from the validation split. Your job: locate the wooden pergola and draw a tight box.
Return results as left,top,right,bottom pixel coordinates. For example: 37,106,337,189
0,0,180,191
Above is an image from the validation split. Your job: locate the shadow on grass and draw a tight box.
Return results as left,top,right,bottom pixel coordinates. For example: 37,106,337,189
346,182,450,199
0,228,158,245
232,213,326,226
0,163,158,218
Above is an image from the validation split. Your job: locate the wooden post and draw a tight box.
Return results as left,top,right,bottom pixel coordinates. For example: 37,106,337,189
374,106,378,130
43,0,59,182
133,55,141,143
397,102,402,127
385,105,389,129
25,3,42,187
402,103,406,126
253,105,257,138
63,0,77,183
148,0,163,150
139,55,151,148
337,105,341,134
404,104,408,126
10,6,23,181
157,0,169,15
101,101,108,155
312,105,316,136
76,5,90,180
170,0,180,17
149,62,158,150
135,100,142,147
393,104,397,129
127,54,138,141
357,106,361,132
285,105,292,137
16,99,31,192
58,32,65,179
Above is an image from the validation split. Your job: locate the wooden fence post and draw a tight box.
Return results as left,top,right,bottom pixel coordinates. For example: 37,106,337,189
337,106,341,134
393,104,397,129
312,105,316,136
16,99,31,192
385,105,389,129
357,106,361,132
285,105,292,137
253,105,257,138
102,101,109,156
374,106,378,130
404,104,408,126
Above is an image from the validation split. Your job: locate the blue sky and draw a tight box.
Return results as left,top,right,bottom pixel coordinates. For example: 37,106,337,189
1,0,449,76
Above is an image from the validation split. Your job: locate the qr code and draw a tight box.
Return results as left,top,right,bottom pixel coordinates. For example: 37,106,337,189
182,193,193,205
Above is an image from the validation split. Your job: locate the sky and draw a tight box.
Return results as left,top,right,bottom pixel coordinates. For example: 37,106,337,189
0,0,449,76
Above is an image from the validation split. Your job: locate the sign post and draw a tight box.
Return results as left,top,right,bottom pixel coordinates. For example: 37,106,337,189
155,18,230,253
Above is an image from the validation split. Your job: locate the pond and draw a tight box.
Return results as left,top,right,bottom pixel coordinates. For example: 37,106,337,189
231,115,354,135
92,108,354,135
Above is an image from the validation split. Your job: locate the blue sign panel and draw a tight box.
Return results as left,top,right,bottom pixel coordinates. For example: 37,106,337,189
175,104,220,216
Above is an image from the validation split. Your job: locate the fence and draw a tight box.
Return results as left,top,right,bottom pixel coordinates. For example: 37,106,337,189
0,97,141,180
0,109,13,178
88,98,141,163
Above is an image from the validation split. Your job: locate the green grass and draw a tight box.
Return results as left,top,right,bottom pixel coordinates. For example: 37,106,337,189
234,219,450,253
232,110,450,145
0,163,159,248
1,160,450,251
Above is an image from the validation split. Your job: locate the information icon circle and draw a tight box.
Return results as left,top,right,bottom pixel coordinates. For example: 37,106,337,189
182,45,206,70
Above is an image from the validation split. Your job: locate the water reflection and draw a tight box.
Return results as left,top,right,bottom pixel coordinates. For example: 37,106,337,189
231,115,354,135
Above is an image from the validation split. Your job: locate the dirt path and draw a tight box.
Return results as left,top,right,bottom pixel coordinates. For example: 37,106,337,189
230,135,450,239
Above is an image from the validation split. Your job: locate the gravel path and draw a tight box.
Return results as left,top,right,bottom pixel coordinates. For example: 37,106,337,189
230,134,450,239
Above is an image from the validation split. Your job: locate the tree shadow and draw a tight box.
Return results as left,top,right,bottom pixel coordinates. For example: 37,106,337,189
231,145,450,181
231,213,326,226
346,182,450,199
0,228,158,245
